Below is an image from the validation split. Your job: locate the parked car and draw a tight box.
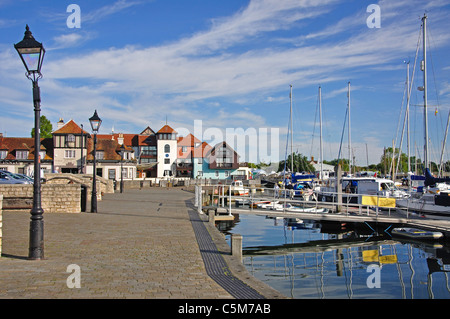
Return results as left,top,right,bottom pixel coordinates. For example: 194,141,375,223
0,171,33,184
15,173,34,183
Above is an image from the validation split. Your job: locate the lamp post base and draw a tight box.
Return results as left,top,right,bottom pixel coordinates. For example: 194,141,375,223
28,213,44,260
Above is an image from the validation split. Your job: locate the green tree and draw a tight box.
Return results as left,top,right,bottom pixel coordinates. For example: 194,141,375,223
278,152,314,173
31,115,53,139
324,158,349,172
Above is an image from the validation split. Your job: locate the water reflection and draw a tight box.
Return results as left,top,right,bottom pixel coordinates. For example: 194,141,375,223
219,214,450,299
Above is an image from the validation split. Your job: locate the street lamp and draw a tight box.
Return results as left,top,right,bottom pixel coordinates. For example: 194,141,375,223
120,144,125,193
14,25,46,260
89,110,102,213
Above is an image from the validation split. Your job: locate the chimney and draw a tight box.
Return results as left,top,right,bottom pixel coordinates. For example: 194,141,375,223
118,133,124,145
57,118,64,129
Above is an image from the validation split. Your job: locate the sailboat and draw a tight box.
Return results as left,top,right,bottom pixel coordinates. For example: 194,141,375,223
396,14,450,219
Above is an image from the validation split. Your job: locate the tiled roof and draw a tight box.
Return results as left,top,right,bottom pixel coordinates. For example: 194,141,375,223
157,125,177,134
53,120,90,135
192,142,212,158
177,134,201,147
0,137,53,160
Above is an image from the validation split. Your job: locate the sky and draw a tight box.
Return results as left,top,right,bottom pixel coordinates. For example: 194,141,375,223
1,0,450,167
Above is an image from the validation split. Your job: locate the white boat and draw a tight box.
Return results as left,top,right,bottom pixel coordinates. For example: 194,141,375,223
391,227,443,240
229,180,249,196
396,191,450,220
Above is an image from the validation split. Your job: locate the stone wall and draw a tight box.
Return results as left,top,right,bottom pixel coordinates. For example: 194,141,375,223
45,173,114,199
0,184,81,213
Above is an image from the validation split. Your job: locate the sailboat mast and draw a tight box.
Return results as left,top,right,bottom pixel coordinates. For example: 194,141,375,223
422,14,429,170
406,61,411,173
348,82,351,175
290,84,294,174
319,86,323,180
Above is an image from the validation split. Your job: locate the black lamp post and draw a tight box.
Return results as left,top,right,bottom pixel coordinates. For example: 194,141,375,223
89,110,102,213
120,144,125,193
14,25,46,260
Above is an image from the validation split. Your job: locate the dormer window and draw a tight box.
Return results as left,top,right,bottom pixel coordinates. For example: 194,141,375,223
0,150,7,159
16,150,29,160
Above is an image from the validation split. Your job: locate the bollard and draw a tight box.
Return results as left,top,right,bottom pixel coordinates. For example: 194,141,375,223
198,185,203,214
231,234,243,262
194,185,198,207
208,209,215,224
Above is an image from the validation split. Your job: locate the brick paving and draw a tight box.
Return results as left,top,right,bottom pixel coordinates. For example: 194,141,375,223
0,187,282,299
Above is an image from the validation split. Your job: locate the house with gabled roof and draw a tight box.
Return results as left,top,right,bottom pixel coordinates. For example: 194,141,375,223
52,119,90,174
176,133,207,178
0,134,53,177
199,141,240,179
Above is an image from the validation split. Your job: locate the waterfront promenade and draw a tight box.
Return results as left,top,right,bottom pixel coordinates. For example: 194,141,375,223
0,188,283,299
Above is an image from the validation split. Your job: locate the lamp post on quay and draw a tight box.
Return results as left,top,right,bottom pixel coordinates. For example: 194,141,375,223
14,25,46,260
89,110,102,213
120,144,125,193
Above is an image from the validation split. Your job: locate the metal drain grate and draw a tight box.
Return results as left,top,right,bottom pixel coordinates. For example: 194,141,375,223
188,209,265,299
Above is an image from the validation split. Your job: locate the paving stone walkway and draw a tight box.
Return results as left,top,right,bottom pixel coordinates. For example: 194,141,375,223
0,188,282,299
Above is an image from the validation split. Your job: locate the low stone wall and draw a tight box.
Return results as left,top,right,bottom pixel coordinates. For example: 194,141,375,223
45,173,114,199
0,184,81,213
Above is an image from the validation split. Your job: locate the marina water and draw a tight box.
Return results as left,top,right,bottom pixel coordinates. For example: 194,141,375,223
218,213,450,299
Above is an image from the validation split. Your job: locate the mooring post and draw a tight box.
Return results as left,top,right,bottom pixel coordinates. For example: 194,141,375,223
231,233,243,262
194,185,198,207
198,185,203,214
208,209,215,224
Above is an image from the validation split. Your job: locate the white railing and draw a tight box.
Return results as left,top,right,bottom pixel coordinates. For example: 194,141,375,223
194,185,398,219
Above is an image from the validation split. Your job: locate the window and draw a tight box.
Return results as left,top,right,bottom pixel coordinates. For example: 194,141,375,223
197,171,203,177
39,151,46,160
64,150,76,158
141,158,157,163
225,171,229,177
16,150,29,160
164,170,172,176
215,171,219,177
164,158,170,164
194,142,201,148
182,146,187,153
67,134,75,142
141,146,157,156
164,144,170,153
96,151,104,160
108,169,116,180
0,150,7,159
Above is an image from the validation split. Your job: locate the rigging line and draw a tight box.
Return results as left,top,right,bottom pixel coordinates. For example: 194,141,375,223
394,81,408,155
427,27,447,168
337,107,348,166
283,100,292,177
310,91,319,160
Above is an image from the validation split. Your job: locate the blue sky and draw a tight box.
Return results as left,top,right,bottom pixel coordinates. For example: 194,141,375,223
1,0,450,166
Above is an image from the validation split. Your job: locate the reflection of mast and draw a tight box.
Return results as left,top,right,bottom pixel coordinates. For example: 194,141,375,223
408,245,415,299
